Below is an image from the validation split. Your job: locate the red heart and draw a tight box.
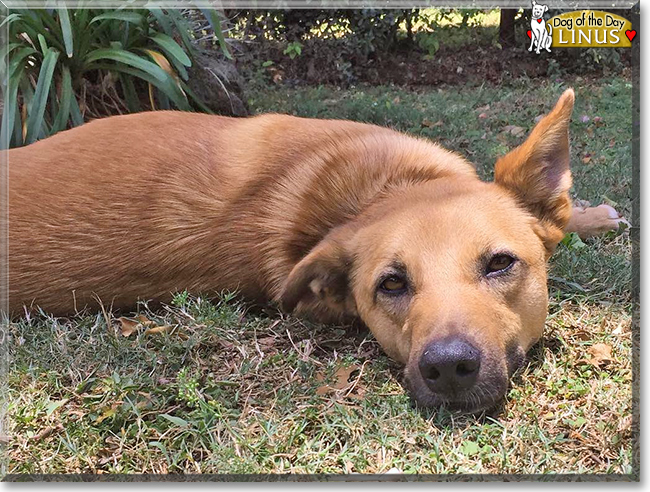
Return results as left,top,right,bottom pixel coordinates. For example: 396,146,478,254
537,19,542,23
625,30,636,41
527,30,532,38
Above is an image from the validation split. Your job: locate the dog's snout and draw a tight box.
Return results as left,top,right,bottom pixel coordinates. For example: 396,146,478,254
418,337,481,394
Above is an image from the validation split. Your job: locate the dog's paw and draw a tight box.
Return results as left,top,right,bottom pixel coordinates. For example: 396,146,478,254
567,204,630,239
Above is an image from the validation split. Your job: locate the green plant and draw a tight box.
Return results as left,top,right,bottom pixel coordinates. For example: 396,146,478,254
580,47,624,71
415,31,439,58
561,231,587,251
176,367,201,407
1,7,231,149
283,40,302,59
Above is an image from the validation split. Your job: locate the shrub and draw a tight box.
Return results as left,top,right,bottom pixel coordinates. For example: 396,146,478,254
235,9,411,58
1,7,230,149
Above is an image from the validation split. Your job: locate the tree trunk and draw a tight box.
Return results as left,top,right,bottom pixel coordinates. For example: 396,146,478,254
499,9,517,48
406,11,414,44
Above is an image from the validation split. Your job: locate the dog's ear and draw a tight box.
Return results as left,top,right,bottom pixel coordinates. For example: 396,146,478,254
544,5,548,13
494,89,575,254
279,230,357,317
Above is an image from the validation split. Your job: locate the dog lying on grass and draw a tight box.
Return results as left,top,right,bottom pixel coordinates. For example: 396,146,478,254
7,89,626,412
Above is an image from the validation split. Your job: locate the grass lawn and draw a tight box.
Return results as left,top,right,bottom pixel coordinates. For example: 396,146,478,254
3,77,636,477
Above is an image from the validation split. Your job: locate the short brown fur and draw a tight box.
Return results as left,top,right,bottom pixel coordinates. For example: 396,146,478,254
8,90,583,410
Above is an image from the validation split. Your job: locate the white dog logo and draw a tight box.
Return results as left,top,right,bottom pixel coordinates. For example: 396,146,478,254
529,0,552,54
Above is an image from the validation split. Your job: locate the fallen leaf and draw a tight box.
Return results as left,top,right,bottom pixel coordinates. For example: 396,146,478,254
333,364,360,390
135,314,156,327
257,336,276,347
315,385,332,395
144,325,172,336
586,343,613,367
478,112,488,119
316,364,360,395
422,118,443,128
502,125,526,136
45,398,69,417
582,155,592,164
118,317,140,337
30,424,64,442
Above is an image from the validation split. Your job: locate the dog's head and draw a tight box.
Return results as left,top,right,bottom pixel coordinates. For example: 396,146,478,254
532,1,549,20
281,89,575,412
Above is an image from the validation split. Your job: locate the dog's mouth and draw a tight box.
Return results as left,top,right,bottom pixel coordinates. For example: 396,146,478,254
404,343,526,414
404,369,507,414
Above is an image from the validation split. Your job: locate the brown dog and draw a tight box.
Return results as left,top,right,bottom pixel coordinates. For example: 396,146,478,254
6,89,622,412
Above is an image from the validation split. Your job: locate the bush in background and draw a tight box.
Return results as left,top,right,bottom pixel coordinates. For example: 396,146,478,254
1,7,231,149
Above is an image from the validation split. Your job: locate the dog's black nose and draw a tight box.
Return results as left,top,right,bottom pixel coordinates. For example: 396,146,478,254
419,337,481,394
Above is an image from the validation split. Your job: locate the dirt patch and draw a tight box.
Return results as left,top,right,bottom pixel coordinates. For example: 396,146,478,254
364,45,551,86
238,39,632,89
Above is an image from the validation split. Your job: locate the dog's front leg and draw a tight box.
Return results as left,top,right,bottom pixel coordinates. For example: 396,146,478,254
535,33,542,54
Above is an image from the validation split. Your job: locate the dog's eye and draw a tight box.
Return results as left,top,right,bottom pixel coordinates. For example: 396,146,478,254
379,275,408,294
486,254,516,276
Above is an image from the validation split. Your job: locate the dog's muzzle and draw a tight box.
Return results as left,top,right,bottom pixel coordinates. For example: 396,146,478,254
406,336,526,413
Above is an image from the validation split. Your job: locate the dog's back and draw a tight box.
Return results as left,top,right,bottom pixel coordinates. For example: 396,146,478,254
8,111,474,315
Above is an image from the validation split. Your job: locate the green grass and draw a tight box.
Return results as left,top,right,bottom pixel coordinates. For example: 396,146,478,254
3,78,635,477
247,78,633,214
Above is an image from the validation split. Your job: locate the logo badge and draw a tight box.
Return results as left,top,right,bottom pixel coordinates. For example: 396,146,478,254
527,1,635,50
